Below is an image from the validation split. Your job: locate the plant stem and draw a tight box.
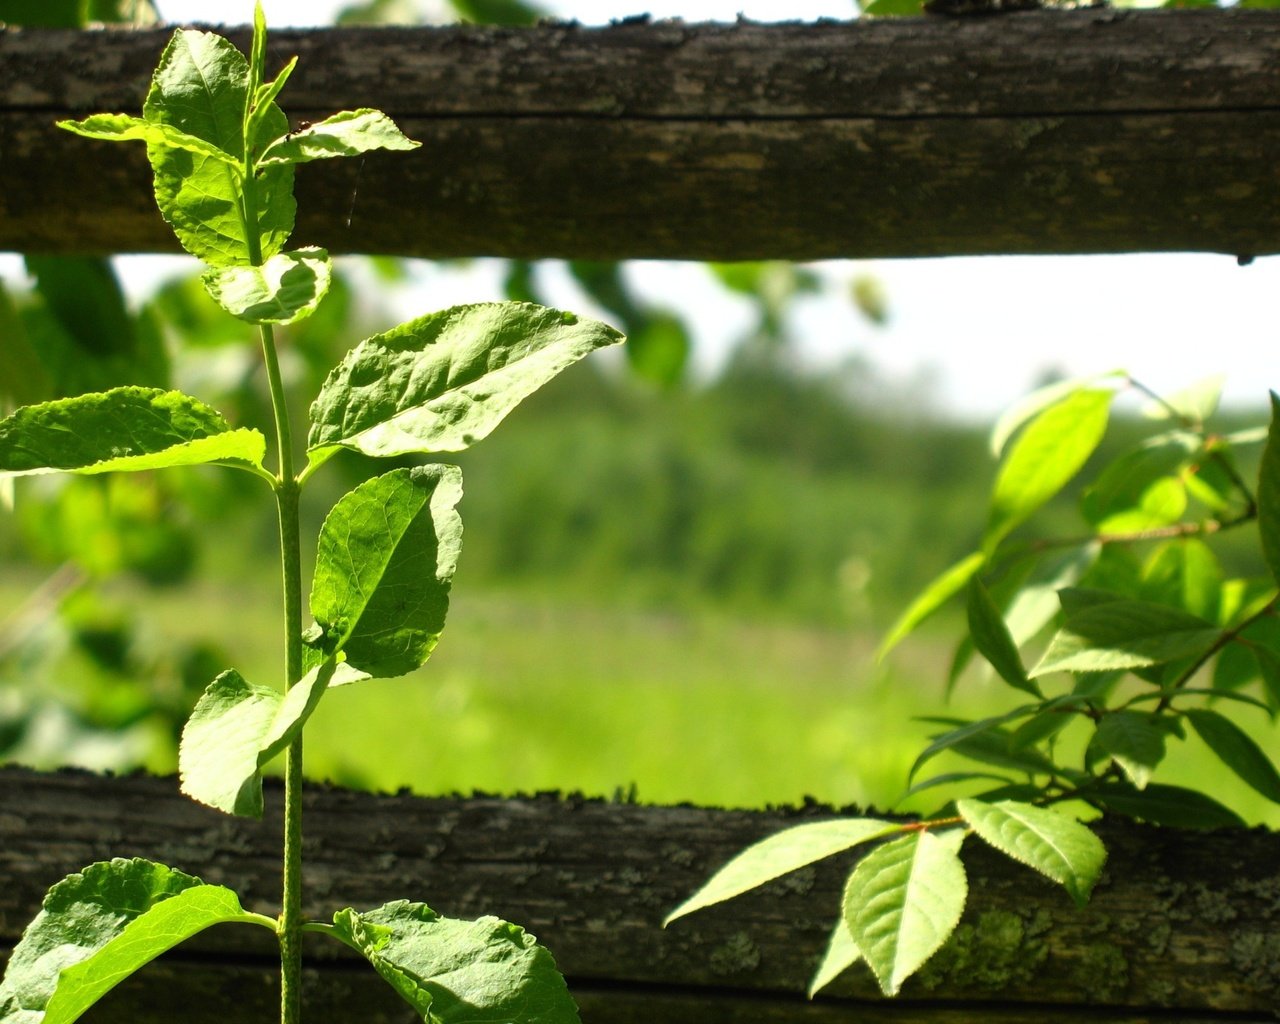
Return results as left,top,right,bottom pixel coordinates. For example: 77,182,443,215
243,154,306,1024
259,319,306,1024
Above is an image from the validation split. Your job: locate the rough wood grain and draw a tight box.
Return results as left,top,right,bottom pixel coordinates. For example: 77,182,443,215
1,767,1278,1022
3,11,1280,259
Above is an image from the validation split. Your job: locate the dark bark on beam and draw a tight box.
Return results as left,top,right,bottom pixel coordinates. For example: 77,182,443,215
1,767,1278,1021
2,10,1280,260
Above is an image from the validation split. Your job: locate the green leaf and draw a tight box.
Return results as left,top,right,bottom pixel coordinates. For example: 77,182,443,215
258,108,420,166
1141,374,1223,425
1255,645,1280,712
309,465,463,678
179,662,334,817
842,830,967,997
201,248,331,325
957,799,1105,906
0,859,268,1023
808,920,862,998
966,579,1039,697
1093,711,1167,790
664,818,899,925
1258,392,1280,589
330,902,579,1023
1081,440,1191,533
1184,708,1280,802
144,29,295,266
57,113,238,166
0,387,265,478
986,388,1113,548
908,706,1040,782
307,302,623,464
989,372,1123,457
1031,597,1221,676
1090,781,1246,829
878,551,983,660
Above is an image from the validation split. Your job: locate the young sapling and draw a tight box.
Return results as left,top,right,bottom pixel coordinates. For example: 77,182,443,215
0,9,621,1024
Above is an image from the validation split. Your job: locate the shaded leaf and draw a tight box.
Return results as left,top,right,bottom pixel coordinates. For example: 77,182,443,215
201,248,331,325
258,108,420,165
878,552,983,660
1093,712,1166,790
987,388,1113,547
0,859,266,1023
808,920,862,998
1259,392,1280,589
842,830,967,996
966,578,1039,696
665,819,899,925
908,707,1040,782
330,902,579,1023
309,465,463,678
0,387,265,478
1090,781,1246,829
957,799,1104,906
1184,708,1280,802
307,302,622,464
178,662,334,817
1032,597,1220,676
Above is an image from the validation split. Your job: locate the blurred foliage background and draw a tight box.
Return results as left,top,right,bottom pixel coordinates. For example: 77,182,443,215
1,0,1275,822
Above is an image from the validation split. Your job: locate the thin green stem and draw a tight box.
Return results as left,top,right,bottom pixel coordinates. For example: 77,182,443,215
245,150,306,1023
260,321,305,1024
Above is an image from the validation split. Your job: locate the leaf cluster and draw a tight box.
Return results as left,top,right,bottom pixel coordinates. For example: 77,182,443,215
672,371,1280,996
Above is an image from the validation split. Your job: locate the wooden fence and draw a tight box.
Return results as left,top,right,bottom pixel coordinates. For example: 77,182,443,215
1,768,1278,1022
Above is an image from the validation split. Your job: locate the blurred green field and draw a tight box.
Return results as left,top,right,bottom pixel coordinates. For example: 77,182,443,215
8,571,1275,827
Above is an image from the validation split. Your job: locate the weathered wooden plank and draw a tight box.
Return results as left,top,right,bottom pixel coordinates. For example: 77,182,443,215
3,11,1280,259
1,767,1279,1019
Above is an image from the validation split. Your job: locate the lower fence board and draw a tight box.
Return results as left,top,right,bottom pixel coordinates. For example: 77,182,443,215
1,767,1277,1021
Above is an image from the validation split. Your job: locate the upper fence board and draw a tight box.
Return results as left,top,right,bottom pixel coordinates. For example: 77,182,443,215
3,9,1280,260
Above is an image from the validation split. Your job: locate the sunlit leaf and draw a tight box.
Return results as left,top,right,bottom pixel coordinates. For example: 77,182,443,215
309,465,463,678
179,662,334,817
258,108,420,165
330,902,579,1023
0,387,265,478
989,372,1123,457
307,302,623,464
143,29,295,265
842,830,967,996
57,113,238,166
1141,374,1223,425
957,799,1104,906
0,859,267,1023
878,552,983,660
986,389,1113,548
808,920,862,998
1184,708,1280,803
665,818,899,925
202,248,331,325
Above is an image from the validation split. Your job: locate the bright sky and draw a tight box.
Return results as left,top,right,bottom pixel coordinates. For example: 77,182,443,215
27,0,1279,419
